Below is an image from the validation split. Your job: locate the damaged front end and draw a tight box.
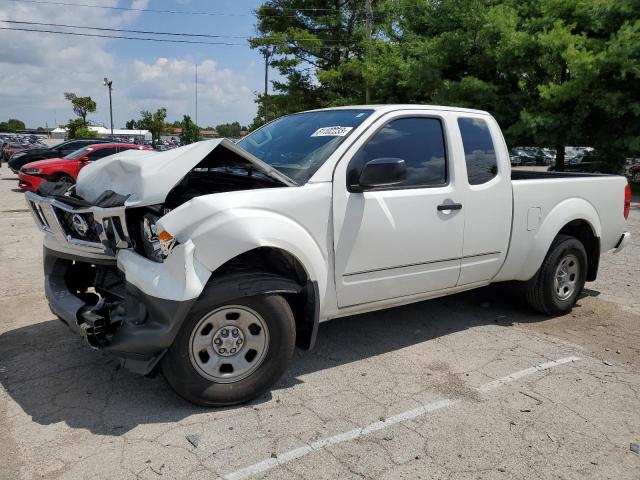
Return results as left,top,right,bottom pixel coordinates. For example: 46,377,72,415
27,139,294,374
44,246,198,374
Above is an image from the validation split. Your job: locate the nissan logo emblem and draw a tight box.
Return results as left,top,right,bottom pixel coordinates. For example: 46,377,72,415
71,214,89,237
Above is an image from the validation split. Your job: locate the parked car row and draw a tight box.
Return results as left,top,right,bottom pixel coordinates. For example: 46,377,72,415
1,134,48,163
510,147,555,166
7,138,121,173
18,142,151,192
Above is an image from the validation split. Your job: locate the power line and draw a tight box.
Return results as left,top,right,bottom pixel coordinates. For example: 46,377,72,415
6,0,345,17
2,20,350,42
3,20,250,38
0,26,245,45
0,26,350,49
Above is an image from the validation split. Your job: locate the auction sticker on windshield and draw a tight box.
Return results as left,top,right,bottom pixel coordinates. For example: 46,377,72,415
311,126,353,137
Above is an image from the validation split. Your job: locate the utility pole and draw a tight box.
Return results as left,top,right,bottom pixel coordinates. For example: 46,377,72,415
365,0,372,104
263,48,272,123
103,78,114,137
195,63,198,127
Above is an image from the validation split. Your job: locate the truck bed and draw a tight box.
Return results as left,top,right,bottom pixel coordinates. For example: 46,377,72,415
495,172,628,282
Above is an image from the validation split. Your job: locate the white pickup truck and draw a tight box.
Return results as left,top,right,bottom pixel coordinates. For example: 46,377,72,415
25,105,631,406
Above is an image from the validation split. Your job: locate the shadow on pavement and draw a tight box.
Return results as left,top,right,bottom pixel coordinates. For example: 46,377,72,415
0,282,588,436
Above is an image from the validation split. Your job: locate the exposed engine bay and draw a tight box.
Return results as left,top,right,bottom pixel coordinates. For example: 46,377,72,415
31,139,292,263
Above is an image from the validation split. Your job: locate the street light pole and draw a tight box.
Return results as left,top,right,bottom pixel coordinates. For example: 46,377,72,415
195,64,198,128
103,77,113,137
263,48,272,123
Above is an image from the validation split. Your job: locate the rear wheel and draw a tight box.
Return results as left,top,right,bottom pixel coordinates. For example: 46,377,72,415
524,235,587,315
162,293,296,406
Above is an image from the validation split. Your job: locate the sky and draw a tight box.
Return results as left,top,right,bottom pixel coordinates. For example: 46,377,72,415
0,0,273,129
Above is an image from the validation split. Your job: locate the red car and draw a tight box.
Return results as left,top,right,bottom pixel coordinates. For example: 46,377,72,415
2,142,30,162
18,143,150,191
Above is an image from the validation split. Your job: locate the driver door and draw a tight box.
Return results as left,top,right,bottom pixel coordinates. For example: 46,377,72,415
332,113,465,308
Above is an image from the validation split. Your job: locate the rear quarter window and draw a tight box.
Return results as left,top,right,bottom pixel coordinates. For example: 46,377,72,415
458,117,498,185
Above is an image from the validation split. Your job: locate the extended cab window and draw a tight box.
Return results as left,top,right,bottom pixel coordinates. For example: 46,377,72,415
349,117,447,189
458,117,498,185
350,117,447,188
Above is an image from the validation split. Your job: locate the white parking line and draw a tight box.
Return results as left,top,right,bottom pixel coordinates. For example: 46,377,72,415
219,356,580,480
478,356,580,393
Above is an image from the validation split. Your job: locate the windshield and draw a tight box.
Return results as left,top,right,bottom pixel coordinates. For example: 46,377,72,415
237,109,373,183
64,146,91,160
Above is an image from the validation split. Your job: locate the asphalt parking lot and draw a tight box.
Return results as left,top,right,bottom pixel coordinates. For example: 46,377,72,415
1,168,639,480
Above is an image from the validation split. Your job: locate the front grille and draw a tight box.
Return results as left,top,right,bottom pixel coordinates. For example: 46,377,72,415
54,207,101,243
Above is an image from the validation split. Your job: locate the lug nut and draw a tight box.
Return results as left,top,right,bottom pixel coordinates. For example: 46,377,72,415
221,329,228,337
237,339,243,346
219,347,226,354
214,338,222,346
232,328,239,337
230,348,236,354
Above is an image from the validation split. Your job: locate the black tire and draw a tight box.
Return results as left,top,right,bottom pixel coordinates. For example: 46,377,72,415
524,234,587,315
162,293,296,407
56,174,74,186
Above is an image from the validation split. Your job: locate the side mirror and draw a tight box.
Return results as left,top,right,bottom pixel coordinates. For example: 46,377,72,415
352,157,406,191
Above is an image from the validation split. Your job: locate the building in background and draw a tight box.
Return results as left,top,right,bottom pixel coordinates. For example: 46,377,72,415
50,126,151,143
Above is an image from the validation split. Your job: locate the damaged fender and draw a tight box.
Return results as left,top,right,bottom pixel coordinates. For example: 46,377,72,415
116,239,211,302
157,189,331,313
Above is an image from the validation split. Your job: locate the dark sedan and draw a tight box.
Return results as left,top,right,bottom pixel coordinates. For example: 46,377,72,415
7,138,114,173
548,153,617,174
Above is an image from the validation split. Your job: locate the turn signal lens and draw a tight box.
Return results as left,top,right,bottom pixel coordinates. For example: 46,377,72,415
158,230,173,242
624,183,631,220
158,229,177,257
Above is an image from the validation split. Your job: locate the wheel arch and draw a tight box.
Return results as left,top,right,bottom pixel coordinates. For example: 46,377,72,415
557,220,600,281
197,247,321,351
516,198,601,281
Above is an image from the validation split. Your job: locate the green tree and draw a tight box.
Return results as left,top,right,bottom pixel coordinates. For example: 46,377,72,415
138,108,167,147
509,0,640,171
125,119,138,130
251,0,640,171
0,118,26,132
250,0,373,125
180,115,201,144
65,118,98,139
64,92,97,127
215,121,243,138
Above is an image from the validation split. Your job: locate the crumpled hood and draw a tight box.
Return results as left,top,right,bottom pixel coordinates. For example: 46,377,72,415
76,139,295,207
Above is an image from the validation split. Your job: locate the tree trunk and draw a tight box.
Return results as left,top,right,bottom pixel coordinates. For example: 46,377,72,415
555,143,565,172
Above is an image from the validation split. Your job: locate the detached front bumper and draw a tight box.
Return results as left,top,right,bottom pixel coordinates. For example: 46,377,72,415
44,246,199,374
29,190,212,374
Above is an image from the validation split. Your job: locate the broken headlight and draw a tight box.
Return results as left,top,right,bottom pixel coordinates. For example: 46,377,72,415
140,212,163,262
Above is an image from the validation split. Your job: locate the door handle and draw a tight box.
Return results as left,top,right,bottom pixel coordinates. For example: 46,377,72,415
437,203,463,211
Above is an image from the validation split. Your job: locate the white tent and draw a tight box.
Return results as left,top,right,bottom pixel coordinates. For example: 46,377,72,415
51,126,152,141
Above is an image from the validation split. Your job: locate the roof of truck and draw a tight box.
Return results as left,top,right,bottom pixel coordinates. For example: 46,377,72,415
308,104,491,116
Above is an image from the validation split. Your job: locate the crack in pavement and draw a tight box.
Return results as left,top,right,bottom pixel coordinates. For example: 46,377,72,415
217,356,581,480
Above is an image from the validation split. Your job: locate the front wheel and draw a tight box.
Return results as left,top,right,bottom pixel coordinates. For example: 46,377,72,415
162,294,296,406
524,235,587,315
55,174,74,186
